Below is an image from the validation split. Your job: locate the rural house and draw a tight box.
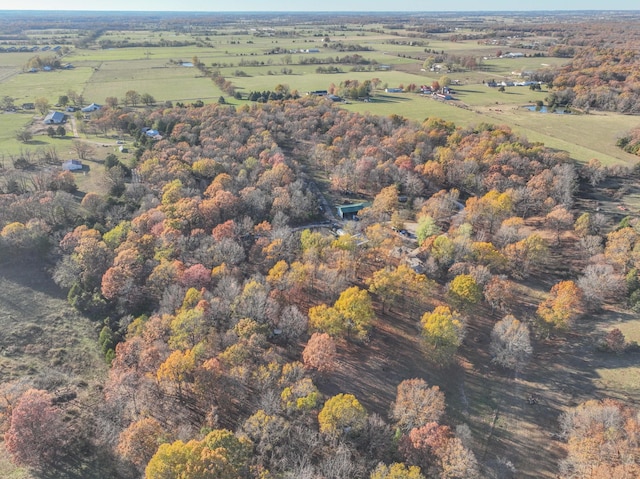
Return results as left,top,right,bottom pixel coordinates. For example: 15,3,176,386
81,103,101,112
43,111,66,124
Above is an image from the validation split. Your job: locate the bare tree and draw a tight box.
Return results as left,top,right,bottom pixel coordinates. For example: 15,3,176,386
277,305,308,342
15,129,32,144
490,315,532,371
577,263,625,309
72,139,95,160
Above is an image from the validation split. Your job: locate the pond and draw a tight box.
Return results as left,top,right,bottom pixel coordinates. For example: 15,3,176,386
524,105,571,114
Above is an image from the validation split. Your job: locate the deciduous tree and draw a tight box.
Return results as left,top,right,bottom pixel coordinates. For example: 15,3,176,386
420,306,465,365
72,139,95,160
490,315,532,371
370,462,425,479
4,389,68,469
537,280,584,331
391,379,446,432
34,97,50,115
303,332,337,374
308,303,344,337
559,399,640,479
447,274,482,309
333,286,375,340
117,417,166,471
318,393,367,436
125,90,141,107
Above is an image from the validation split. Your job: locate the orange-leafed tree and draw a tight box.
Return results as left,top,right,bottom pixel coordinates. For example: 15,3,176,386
117,417,167,472
537,280,584,331
559,399,640,479
302,332,337,374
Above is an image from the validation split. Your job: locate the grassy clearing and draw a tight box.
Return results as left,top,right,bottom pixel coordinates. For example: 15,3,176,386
499,109,640,166
0,448,31,479
0,263,110,478
343,94,481,125
0,116,79,158
589,312,640,401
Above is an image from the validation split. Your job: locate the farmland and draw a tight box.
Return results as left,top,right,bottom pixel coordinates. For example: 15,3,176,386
2,13,640,164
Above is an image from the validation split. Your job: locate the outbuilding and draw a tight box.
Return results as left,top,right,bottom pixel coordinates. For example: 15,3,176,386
62,160,83,171
336,202,369,220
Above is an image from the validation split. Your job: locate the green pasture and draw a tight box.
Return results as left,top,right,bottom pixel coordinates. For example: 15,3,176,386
503,109,640,166
0,67,95,105
0,52,42,68
82,62,225,104
594,316,640,401
0,113,36,155
97,29,195,43
65,46,207,63
342,94,481,126
231,69,433,95
452,85,548,107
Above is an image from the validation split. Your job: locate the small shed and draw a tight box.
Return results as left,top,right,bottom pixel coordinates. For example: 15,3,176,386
62,160,83,171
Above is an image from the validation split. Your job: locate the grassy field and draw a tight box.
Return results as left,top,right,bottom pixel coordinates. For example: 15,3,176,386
593,313,640,401
0,263,108,478
82,61,225,104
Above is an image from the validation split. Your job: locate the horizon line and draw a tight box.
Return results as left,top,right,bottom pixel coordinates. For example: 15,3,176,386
2,8,640,13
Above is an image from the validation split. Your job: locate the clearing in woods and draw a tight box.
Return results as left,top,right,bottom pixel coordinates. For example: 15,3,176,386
0,263,114,479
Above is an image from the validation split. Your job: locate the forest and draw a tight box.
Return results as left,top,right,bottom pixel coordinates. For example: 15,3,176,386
1,92,639,479
1,9,640,479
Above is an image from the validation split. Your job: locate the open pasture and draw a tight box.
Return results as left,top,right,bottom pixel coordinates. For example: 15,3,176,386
592,314,640,402
496,108,640,166
97,29,195,44
82,60,226,104
0,113,35,154
343,94,482,125
0,67,94,105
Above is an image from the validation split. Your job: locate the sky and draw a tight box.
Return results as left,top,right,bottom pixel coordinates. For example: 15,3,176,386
1,0,638,12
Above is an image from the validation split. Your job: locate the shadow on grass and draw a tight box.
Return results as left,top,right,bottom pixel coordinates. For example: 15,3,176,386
34,443,135,479
370,94,413,104
454,89,486,94
0,259,66,300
